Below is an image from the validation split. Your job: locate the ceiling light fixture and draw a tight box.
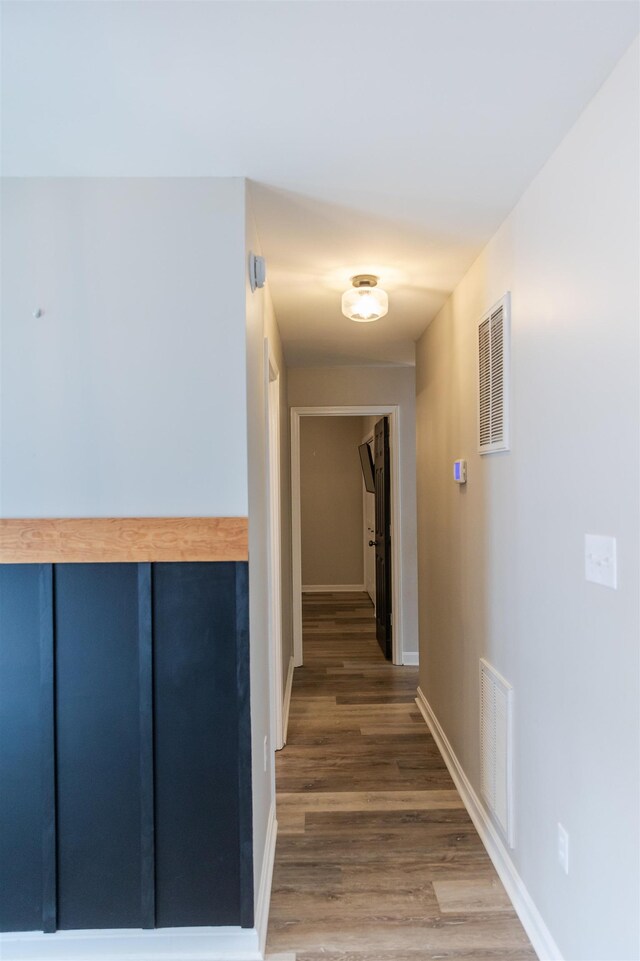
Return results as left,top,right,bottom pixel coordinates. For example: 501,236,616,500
341,275,388,322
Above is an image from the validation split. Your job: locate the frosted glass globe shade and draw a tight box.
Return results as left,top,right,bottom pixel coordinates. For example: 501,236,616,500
341,286,388,322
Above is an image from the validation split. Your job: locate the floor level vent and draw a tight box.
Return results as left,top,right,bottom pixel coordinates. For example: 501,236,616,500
480,658,514,847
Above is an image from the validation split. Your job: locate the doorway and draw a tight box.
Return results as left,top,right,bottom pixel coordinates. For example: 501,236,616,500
290,405,404,666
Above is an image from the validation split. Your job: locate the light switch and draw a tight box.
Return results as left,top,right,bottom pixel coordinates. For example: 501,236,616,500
585,534,617,589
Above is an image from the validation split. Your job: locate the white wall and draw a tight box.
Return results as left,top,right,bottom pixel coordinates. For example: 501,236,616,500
416,40,639,961
245,188,291,906
288,366,418,654
0,178,248,517
1,175,288,936
274,318,293,692
300,416,365,587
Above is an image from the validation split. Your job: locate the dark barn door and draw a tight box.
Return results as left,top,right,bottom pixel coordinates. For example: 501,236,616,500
374,417,392,659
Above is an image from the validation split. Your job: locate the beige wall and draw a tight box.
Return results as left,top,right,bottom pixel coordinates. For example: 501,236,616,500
361,414,377,440
288,366,418,656
416,41,639,961
300,417,365,587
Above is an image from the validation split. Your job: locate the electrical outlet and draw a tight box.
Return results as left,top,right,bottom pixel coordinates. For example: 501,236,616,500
263,736,268,773
557,823,569,874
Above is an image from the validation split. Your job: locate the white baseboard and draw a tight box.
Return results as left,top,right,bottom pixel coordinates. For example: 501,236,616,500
282,657,294,745
402,652,419,666
301,584,365,593
254,800,278,957
0,925,262,961
415,688,562,961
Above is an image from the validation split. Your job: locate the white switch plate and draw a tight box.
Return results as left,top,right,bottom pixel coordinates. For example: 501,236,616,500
585,534,617,589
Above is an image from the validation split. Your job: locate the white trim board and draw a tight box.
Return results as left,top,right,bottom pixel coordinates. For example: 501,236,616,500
291,405,405,667
301,584,365,593
0,926,263,961
415,688,563,961
254,800,278,957
281,656,294,746
402,652,419,666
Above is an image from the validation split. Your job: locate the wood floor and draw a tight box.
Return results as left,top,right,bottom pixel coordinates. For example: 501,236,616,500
265,592,536,961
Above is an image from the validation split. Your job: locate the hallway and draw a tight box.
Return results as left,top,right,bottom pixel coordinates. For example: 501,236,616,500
266,593,536,960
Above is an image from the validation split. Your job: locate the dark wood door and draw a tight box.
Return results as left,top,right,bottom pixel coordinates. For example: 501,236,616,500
374,417,392,659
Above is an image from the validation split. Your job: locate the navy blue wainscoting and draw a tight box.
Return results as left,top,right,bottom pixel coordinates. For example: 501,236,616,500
0,561,253,934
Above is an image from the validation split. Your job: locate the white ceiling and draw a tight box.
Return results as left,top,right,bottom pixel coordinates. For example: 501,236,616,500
2,1,638,366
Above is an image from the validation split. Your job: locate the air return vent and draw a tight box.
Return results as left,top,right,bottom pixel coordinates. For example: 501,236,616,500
480,658,514,847
478,293,510,453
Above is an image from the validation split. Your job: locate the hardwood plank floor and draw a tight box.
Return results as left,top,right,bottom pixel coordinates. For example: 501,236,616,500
266,593,536,961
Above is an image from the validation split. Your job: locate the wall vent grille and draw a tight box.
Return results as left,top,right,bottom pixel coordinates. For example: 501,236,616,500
478,293,510,453
480,657,514,847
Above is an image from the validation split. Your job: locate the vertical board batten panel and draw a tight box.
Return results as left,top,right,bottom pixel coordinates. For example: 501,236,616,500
137,563,155,929
39,565,57,933
55,564,141,929
235,562,254,929
0,559,253,934
0,565,43,932
153,562,242,927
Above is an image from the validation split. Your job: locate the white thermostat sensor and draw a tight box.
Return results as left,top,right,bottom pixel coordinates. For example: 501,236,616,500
453,460,467,484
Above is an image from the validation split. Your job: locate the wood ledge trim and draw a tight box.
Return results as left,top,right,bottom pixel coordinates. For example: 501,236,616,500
0,517,248,564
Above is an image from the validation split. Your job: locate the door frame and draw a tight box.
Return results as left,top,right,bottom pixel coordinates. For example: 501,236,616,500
265,340,284,750
290,405,404,666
